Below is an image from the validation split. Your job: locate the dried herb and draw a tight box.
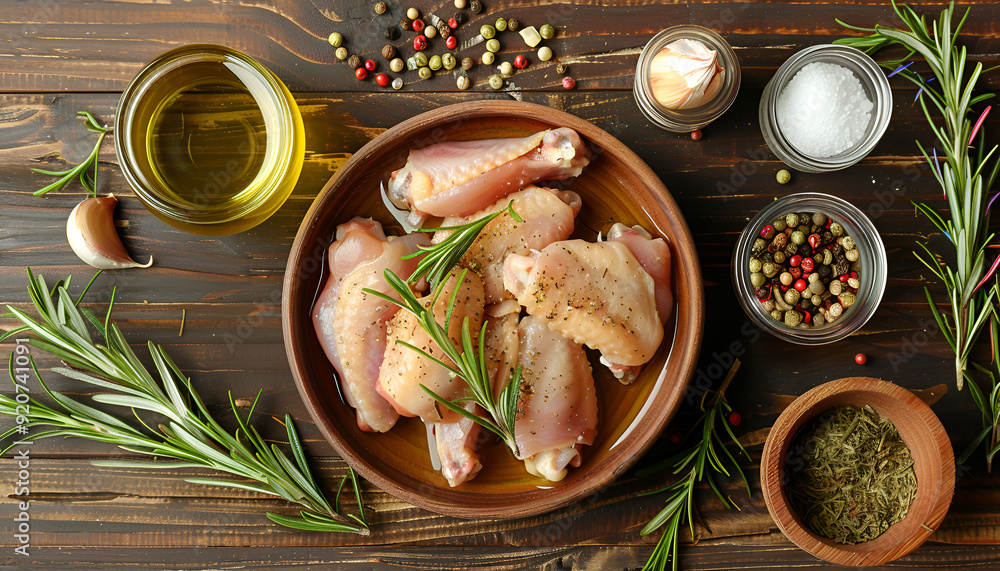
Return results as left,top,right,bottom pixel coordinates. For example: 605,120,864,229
787,405,916,544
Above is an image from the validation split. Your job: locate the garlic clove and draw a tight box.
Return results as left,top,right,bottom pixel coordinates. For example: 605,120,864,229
67,195,153,270
649,38,726,110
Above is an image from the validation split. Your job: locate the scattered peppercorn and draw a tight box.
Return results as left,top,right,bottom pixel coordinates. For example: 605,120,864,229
413,35,427,50
375,73,389,86
328,32,343,47
384,26,398,40
481,24,495,39
691,129,703,141
454,0,466,8
348,54,362,69
335,47,348,61
390,57,404,72
406,7,419,20
437,21,450,38
418,66,432,79
469,0,482,14
461,57,474,70
374,1,386,14
485,39,500,53
537,46,552,62
413,51,428,67
457,75,471,90
392,77,404,90
452,13,464,26
495,18,507,32
855,353,867,365
429,55,442,70
513,55,527,69
488,74,502,89
562,76,576,89
382,45,396,60
556,63,568,74
448,17,459,29
777,169,791,184
506,18,519,31
355,67,368,80
400,17,413,31
482,51,495,65
446,36,458,50
364,59,377,71
539,24,555,39
412,18,425,33
424,23,437,38
728,411,742,426
442,53,456,70
499,61,513,76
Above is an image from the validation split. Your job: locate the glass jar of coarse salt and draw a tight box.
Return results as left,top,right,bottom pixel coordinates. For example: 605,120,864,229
634,25,741,133
759,45,892,173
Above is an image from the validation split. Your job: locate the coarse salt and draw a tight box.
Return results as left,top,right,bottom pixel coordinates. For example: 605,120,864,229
776,62,874,158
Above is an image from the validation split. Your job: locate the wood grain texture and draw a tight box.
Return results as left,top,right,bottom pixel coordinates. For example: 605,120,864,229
1,0,1000,569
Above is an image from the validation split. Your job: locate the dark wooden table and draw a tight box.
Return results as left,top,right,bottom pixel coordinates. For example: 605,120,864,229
3,1,1000,569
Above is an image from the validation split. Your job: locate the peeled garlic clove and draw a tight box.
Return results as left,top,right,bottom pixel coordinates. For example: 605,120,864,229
649,38,726,110
67,195,152,269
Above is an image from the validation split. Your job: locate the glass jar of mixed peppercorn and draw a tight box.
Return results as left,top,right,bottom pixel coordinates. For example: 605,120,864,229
732,193,887,344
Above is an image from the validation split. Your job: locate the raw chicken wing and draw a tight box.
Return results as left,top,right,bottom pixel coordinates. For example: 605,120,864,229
515,315,598,482
608,223,674,324
388,128,591,226
312,218,430,433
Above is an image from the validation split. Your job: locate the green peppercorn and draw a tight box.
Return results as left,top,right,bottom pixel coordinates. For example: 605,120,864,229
556,63,568,74
499,61,513,76
406,57,418,70
751,272,766,288
507,18,519,31
748,258,762,273
539,24,555,39
771,309,783,322
829,222,844,237
418,66,432,79
845,248,859,262
773,251,786,264
495,18,507,32
762,261,779,278
481,25,496,39
538,46,553,61
482,51,495,65
414,52,428,67
790,231,805,245
456,75,471,90
839,236,856,251
772,219,787,232
822,249,833,265
784,310,803,327
776,169,791,184
488,74,503,89
785,213,799,228
486,38,500,53
429,55,442,70
784,288,801,306
461,57,474,70
442,53,456,70
328,32,343,47
812,213,827,226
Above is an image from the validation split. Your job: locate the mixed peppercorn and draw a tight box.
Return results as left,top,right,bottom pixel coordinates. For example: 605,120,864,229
749,211,862,328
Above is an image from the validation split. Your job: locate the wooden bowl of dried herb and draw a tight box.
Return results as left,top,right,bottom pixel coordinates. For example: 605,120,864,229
760,377,954,566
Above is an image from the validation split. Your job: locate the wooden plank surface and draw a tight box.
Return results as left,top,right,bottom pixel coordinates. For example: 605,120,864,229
2,0,1000,569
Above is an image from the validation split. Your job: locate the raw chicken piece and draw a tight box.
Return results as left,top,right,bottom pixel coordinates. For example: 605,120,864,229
377,269,486,423
388,128,591,227
503,240,663,383
433,185,582,305
312,218,430,433
608,223,674,324
515,315,598,482
430,300,520,487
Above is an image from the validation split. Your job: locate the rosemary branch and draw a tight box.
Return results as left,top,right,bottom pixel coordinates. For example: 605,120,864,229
32,111,109,198
637,360,749,571
0,269,368,534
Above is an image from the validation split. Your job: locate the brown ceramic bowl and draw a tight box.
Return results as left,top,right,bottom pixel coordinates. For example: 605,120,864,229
282,100,703,519
760,377,955,566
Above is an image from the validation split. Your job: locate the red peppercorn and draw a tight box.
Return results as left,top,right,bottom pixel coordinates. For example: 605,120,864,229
445,35,457,50
808,233,821,249
364,59,377,71
375,73,389,86
850,271,858,279
355,67,368,80
802,311,811,323
690,129,703,141
855,353,867,365
728,411,742,426
412,18,425,32
789,255,802,267
562,76,576,89
780,285,789,292
794,279,808,292
800,258,814,272
789,267,801,279
448,17,458,29
839,274,849,281
514,54,528,69
413,35,427,50
669,431,683,444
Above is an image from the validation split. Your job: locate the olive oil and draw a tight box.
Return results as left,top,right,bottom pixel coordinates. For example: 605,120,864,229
116,45,304,235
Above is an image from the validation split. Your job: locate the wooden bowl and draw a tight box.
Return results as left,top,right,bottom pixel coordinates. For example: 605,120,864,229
760,377,955,566
282,100,704,519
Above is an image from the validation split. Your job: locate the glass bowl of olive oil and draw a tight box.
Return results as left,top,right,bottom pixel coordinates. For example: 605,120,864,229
115,44,304,235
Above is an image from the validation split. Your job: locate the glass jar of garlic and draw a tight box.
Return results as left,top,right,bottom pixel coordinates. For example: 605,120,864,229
634,26,741,133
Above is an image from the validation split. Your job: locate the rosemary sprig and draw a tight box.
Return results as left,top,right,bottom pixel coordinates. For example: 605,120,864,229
32,111,109,198
836,2,999,392
0,268,369,534
637,361,749,571
405,200,522,288
365,268,522,457
960,314,1000,472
